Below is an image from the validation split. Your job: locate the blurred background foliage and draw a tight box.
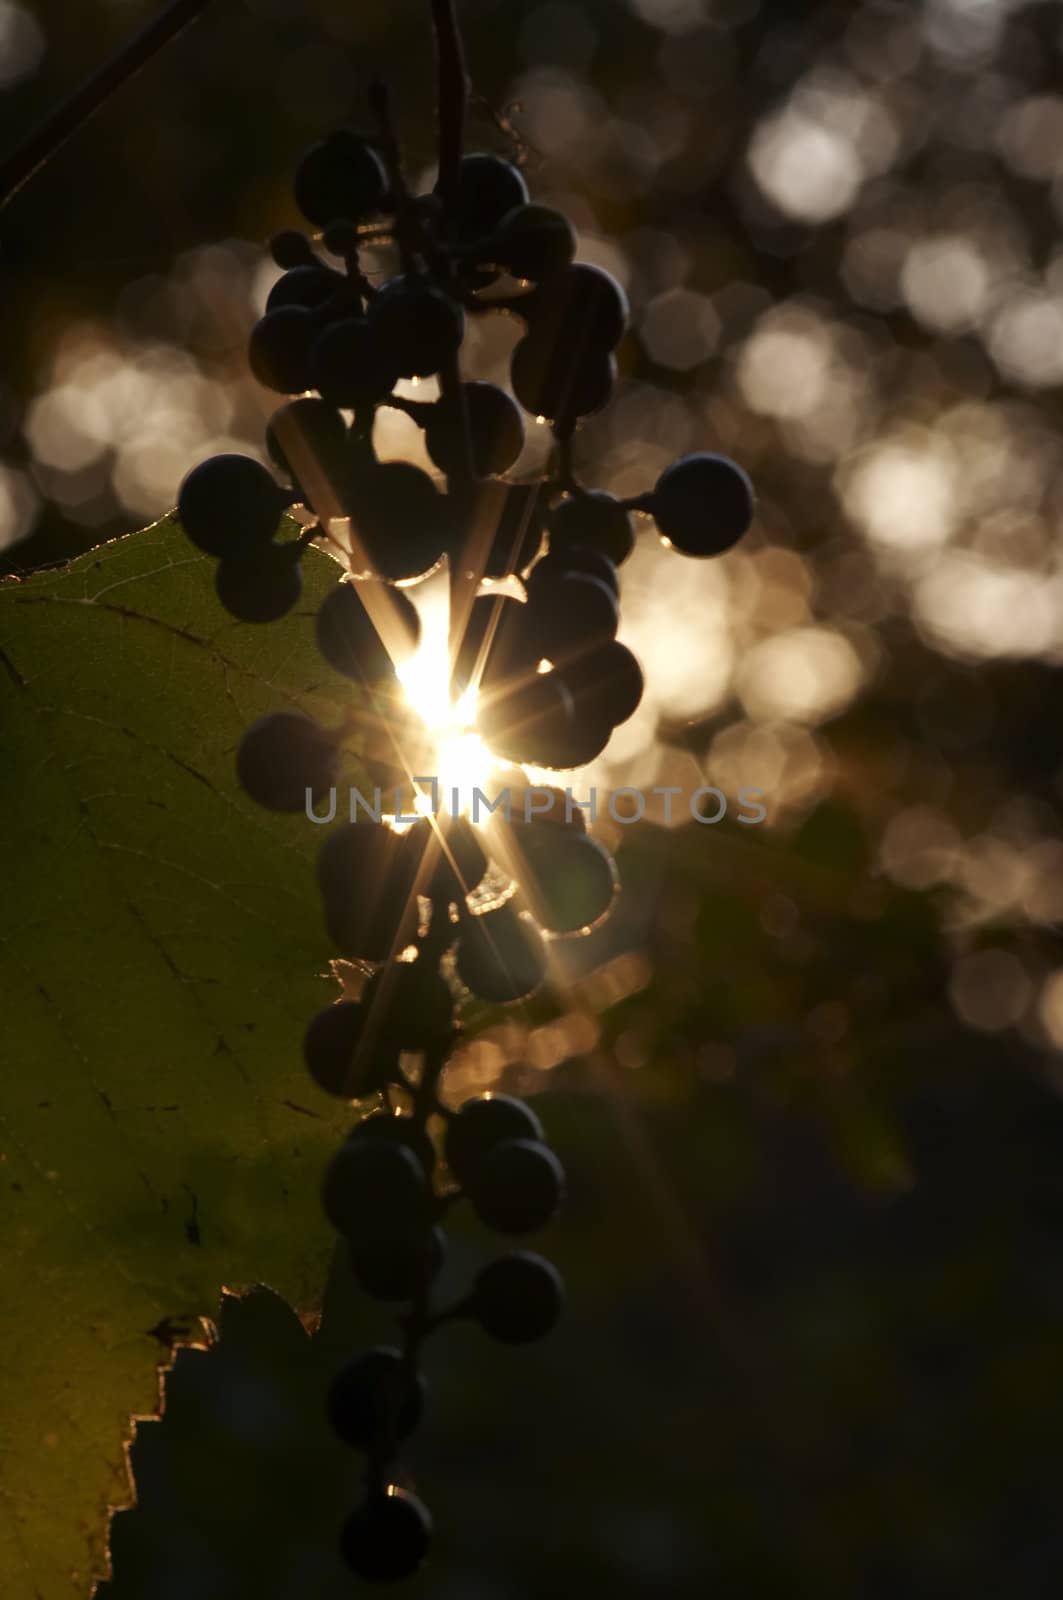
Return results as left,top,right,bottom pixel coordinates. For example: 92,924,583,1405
7,0,1063,1593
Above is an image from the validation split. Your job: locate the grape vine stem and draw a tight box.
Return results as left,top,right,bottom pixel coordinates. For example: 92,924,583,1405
0,0,216,210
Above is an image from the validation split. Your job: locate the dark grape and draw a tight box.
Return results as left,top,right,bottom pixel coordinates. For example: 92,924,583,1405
249,307,316,394
401,815,488,904
236,711,337,811
351,1112,436,1182
360,956,455,1052
532,712,613,771
327,1347,425,1451
454,152,529,237
265,397,348,491
317,822,420,961
303,1000,394,1099
450,591,539,698
266,263,343,313
315,580,420,684
469,1138,565,1233
351,1225,446,1303
425,382,525,479
650,452,755,557
340,1487,432,1583
445,1093,544,1189
472,1251,564,1344
294,131,388,227
548,490,634,566
269,229,316,269
524,571,619,671
515,828,617,934
510,336,616,425
529,262,629,350
177,454,286,559
349,461,451,582
215,543,302,623
526,545,619,597
322,1138,430,1243
455,901,548,1003
369,276,465,379
487,203,576,283
477,668,575,766
557,638,644,728
309,317,400,410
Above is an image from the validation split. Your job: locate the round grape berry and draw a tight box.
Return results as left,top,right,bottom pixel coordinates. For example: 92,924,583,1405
424,382,525,479
517,829,617,934
302,1000,394,1099
455,902,548,1003
510,336,616,426
477,668,575,767
269,229,316,269
327,1347,425,1451
340,1487,432,1583
488,203,576,283
266,263,343,313
316,580,420,684
215,543,302,623
469,1138,565,1233
558,638,644,728
351,1225,446,1303
529,262,629,350
177,454,286,559
265,397,348,491
445,1093,545,1189
316,822,420,961
524,571,618,671
526,545,619,598
450,591,538,698
322,1138,430,1244
249,307,316,394
401,814,488,904
294,131,388,227
236,711,337,812
309,316,400,410
453,152,529,238
548,490,634,567
351,1112,436,1183
360,957,455,1052
349,461,451,582
369,276,465,379
472,1251,564,1344
650,452,755,558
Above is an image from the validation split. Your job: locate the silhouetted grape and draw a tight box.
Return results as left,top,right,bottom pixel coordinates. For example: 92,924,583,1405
266,263,343,312
340,1488,432,1583
516,828,617,933
424,381,525,479
525,570,619,670
249,307,316,394
401,815,488,904
472,1252,564,1344
558,638,644,728
327,1347,425,1451
303,1000,395,1099
445,1093,545,1189
309,317,400,410
348,460,451,582
450,591,539,698
510,335,616,425
294,131,388,227
477,668,575,766
548,490,634,566
470,479,547,580
453,152,529,237
236,711,337,811
265,396,348,491
369,275,465,379
316,822,420,961
526,544,619,597
215,543,302,623
316,579,420,684
177,454,286,559
322,1138,430,1244
351,1112,435,1182
650,451,755,557
351,1226,446,1303
455,902,548,1002
469,1138,565,1233
269,229,316,269
360,956,455,1052
487,203,576,282
529,261,629,349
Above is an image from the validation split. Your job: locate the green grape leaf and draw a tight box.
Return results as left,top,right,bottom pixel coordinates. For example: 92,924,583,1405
0,517,414,1597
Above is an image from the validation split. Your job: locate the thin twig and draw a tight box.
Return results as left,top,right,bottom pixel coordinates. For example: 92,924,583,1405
0,0,216,210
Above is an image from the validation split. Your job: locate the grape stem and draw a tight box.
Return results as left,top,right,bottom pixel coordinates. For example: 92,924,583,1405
0,0,216,210
430,0,470,216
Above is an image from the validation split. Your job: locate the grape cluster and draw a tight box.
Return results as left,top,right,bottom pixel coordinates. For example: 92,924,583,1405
173,52,753,1582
